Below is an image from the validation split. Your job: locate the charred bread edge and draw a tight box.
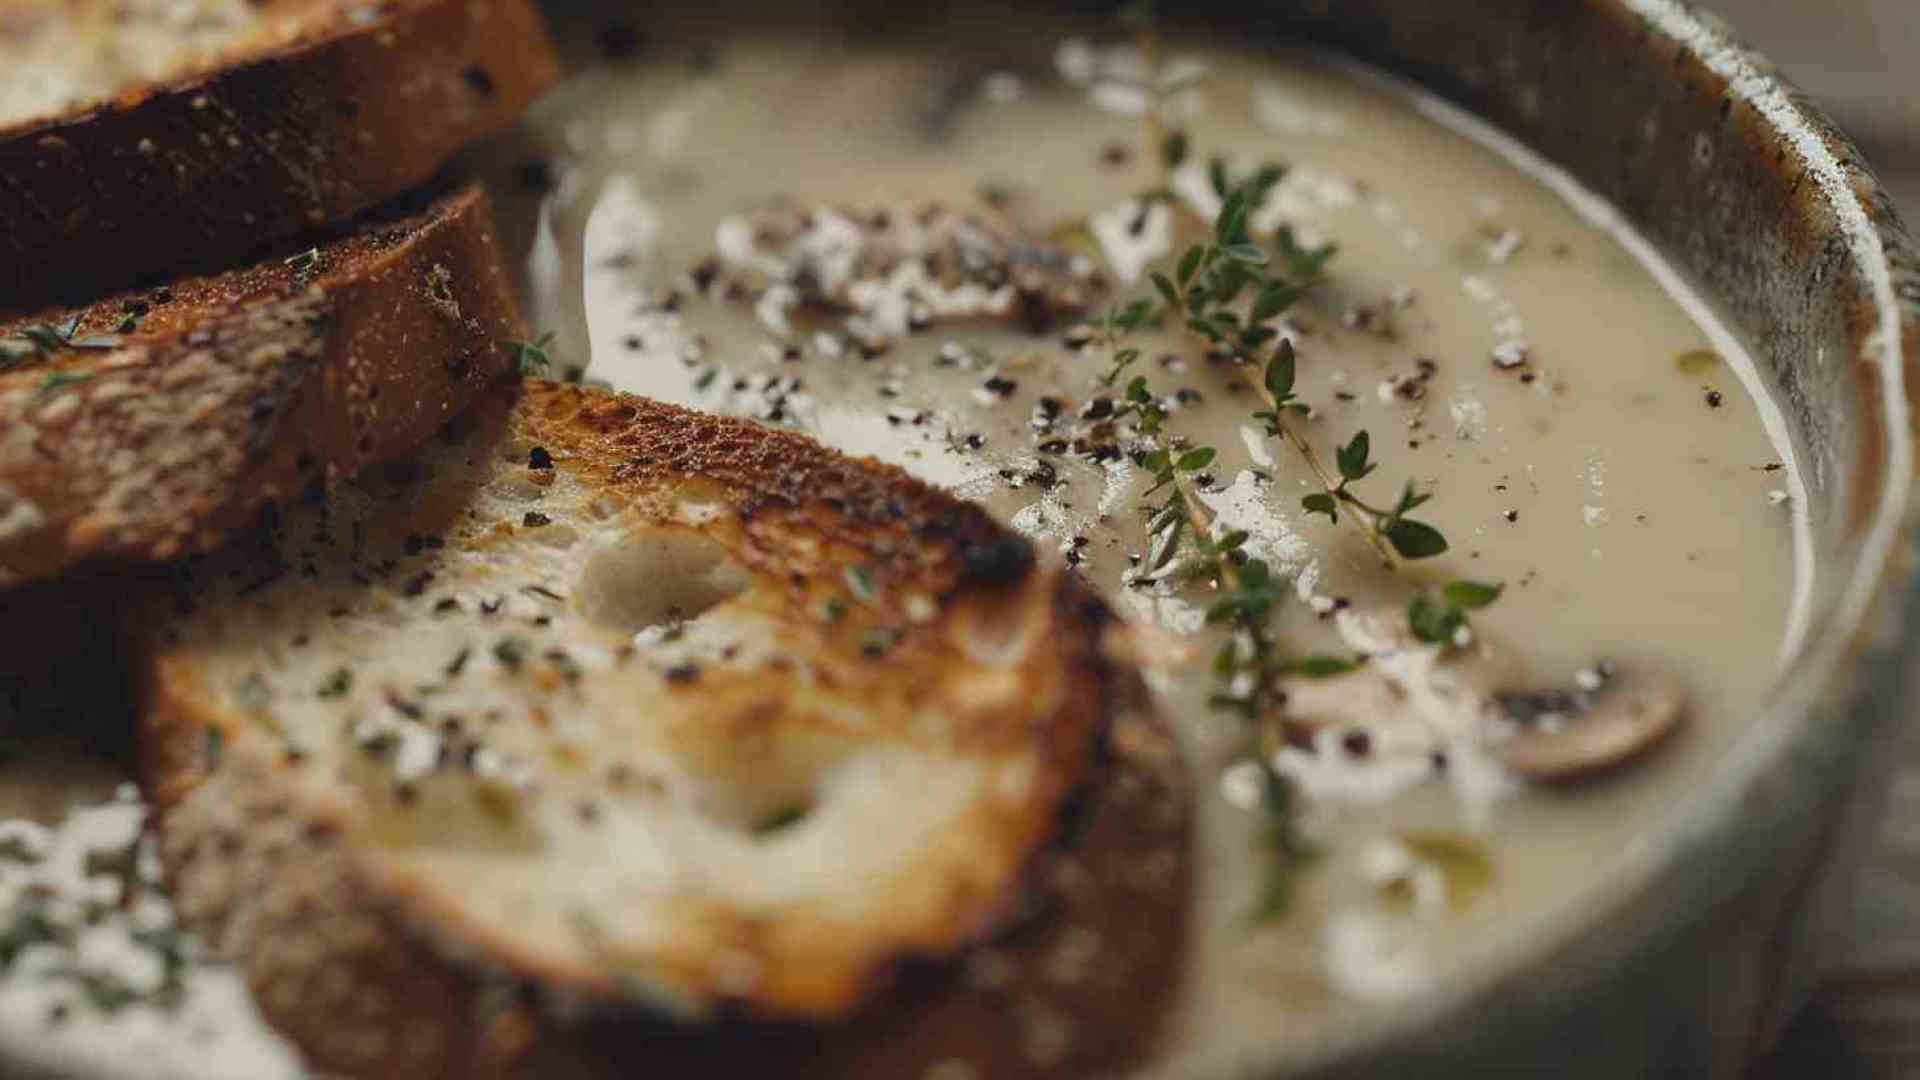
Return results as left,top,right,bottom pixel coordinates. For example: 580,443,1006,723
0,182,524,585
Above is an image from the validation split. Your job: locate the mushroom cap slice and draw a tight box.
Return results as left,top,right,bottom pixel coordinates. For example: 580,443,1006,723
1494,676,1685,784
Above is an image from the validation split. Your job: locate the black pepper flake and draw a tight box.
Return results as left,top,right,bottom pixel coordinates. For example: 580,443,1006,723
1503,509,1519,523
523,512,552,528
1342,730,1372,757
1705,389,1724,408
982,375,1017,398
528,446,554,470
962,536,1035,586
515,158,556,194
664,662,701,685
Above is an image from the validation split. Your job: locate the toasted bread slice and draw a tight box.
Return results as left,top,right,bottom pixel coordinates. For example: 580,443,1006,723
0,0,557,306
0,182,524,588
134,382,1187,1078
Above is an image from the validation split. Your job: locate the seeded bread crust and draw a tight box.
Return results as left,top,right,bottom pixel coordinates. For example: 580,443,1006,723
0,182,524,587
0,0,558,307
134,382,1190,1079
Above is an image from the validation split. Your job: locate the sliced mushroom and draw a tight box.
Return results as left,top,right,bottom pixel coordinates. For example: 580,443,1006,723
1274,664,1406,740
1492,672,1685,783
1273,608,1518,745
1272,607,1686,787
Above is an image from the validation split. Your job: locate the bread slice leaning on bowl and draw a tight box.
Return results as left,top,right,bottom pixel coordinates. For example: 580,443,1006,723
0,0,558,307
0,181,525,588
131,381,1190,1079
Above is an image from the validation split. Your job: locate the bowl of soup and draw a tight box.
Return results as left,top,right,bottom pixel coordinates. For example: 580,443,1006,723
3,0,1915,1076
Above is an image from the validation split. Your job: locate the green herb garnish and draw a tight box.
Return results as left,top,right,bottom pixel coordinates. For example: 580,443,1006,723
315,667,353,699
492,637,527,671
1407,580,1504,647
35,371,92,401
505,332,557,376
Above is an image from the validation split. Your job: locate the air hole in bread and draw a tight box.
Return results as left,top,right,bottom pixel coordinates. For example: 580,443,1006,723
576,526,749,640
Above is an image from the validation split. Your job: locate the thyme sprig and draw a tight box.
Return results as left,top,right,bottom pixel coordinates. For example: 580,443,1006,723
505,332,556,376
1100,7,1446,567
1,314,119,371
1145,177,1428,566
1098,330,1334,917
1086,169,1470,917
1300,429,1449,559
1408,579,1503,647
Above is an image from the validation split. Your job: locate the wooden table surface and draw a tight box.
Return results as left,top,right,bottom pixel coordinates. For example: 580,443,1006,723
1697,3,1920,1075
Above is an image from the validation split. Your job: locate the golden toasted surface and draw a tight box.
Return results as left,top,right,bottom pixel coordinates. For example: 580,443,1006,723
0,0,558,307
0,182,524,587
136,383,1187,1079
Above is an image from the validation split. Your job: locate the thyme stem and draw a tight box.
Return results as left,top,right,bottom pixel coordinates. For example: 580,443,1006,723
1262,399,1399,568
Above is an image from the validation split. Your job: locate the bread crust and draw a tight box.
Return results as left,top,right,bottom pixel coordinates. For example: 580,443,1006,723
0,182,525,587
135,383,1190,1079
0,0,558,307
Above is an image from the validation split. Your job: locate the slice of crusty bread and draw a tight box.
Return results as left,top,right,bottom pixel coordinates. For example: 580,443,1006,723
0,181,524,588
133,381,1188,1078
0,0,557,307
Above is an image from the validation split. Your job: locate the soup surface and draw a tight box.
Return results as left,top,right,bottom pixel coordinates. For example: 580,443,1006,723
0,4,1805,1076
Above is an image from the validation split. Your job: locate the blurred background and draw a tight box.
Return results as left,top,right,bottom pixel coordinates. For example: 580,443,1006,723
1718,5,1920,1074
1717,1,1919,210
